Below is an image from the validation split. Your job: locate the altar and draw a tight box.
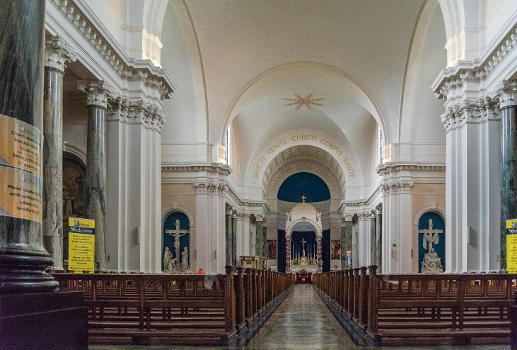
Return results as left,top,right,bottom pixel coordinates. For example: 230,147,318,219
295,272,312,284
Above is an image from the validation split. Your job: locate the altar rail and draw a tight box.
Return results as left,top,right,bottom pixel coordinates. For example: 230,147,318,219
313,267,517,347
53,268,294,345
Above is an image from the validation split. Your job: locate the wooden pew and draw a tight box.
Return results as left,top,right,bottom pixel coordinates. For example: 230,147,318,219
313,267,517,347
53,268,294,345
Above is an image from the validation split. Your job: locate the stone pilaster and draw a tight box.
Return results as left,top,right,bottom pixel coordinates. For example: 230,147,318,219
42,37,76,270
78,80,113,271
497,80,517,270
0,0,58,293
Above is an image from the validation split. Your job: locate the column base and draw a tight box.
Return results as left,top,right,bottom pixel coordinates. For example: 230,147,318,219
0,290,88,349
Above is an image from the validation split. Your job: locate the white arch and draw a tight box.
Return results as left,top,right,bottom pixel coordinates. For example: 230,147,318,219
162,204,195,229
245,128,362,194
220,61,389,145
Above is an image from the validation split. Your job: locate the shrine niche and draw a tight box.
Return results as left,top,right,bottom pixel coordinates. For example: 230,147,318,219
63,152,86,219
163,212,190,273
417,212,445,273
62,152,86,263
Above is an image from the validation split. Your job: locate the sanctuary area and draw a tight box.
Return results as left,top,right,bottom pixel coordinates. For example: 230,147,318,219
0,0,516,349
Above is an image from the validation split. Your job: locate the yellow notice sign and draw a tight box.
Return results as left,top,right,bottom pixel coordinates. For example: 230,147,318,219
506,219,517,274
0,113,42,176
0,166,42,223
68,217,95,273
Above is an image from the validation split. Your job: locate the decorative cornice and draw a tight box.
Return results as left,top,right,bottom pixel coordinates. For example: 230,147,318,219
44,36,77,73
107,97,165,131
377,163,446,175
77,80,116,108
440,97,501,132
193,182,226,195
162,163,231,176
49,0,175,99
381,180,414,195
432,24,517,101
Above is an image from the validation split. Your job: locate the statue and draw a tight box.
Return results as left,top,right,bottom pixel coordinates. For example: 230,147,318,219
421,249,443,273
182,246,189,270
163,247,176,272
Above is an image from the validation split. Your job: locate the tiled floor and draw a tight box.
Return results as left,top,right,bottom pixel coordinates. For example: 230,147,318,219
91,284,510,350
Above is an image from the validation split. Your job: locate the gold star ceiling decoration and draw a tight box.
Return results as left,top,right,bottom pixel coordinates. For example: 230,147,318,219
284,93,324,110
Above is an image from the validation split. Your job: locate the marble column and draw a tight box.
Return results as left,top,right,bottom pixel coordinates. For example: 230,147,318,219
0,0,59,293
316,237,322,268
225,210,232,266
42,37,76,271
78,81,112,271
286,236,291,272
370,214,376,267
498,81,517,270
262,223,267,261
352,218,359,268
231,211,237,266
256,216,263,257
375,210,382,271
341,217,352,268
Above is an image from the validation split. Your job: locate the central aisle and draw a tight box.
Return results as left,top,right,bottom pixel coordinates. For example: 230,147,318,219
245,284,358,349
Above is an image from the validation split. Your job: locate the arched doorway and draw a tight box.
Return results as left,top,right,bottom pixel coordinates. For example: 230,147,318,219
417,212,445,273
163,212,190,272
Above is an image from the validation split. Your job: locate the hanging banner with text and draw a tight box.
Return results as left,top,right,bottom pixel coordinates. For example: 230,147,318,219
506,219,517,274
0,113,43,223
68,217,95,273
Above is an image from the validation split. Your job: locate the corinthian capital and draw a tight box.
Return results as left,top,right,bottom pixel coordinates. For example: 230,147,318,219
44,36,77,73
77,80,116,108
496,80,517,109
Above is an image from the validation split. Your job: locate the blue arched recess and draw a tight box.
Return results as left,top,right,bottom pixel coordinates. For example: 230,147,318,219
277,172,330,202
277,230,330,273
417,212,445,272
163,212,190,269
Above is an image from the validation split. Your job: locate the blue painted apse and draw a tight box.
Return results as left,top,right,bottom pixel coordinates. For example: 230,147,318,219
417,212,445,272
163,212,190,269
277,172,330,202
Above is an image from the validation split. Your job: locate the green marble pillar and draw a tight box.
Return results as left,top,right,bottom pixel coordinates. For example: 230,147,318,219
225,211,232,266
256,218,263,258
231,212,237,266
78,81,111,271
341,218,352,268
375,211,382,271
0,0,59,293
499,81,517,271
42,37,76,271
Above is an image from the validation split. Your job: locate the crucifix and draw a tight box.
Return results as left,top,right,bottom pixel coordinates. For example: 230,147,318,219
418,219,443,253
301,195,307,203
301,238,307,257
165,219,189,261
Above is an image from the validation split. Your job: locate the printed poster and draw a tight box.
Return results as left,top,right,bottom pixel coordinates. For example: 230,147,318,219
68,217,95,273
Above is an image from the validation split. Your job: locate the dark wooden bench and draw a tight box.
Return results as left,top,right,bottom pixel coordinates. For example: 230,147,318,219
313,267,517,347
53,267,294,345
